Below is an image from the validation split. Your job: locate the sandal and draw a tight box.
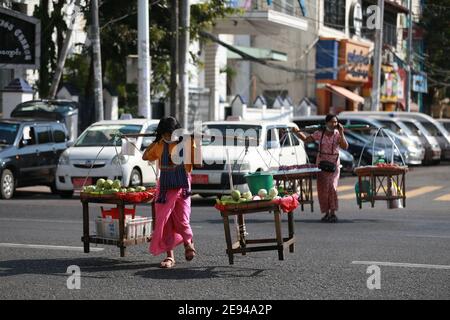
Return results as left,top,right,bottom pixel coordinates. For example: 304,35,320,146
160,257,175,269
184,242,196,261
329,215,338,223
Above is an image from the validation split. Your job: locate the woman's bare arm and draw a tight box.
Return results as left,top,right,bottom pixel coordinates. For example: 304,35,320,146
292,128,315,143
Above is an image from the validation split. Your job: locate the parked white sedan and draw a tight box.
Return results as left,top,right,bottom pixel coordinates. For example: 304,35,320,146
191,120,308,196
56,119,159,198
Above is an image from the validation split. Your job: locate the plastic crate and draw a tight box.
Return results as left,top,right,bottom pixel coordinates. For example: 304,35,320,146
126,217,152,240
95,216,152,240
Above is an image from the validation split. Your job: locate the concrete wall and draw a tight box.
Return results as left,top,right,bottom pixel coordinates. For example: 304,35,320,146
250,0,318,106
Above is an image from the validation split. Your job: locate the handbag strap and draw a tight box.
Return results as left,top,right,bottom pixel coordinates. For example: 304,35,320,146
319,130,339,160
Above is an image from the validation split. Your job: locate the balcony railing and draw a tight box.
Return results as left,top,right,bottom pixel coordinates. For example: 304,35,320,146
226,0,307,18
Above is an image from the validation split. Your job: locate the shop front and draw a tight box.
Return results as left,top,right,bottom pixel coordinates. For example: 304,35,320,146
362,62,409,112
315,38,369,115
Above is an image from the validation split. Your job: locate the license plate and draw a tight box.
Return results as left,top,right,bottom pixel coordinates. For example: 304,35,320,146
191,174,209,184
73,177,92,189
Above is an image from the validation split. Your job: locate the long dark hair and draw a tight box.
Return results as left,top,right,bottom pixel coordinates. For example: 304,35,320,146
323,113,338,131
154,116,182,142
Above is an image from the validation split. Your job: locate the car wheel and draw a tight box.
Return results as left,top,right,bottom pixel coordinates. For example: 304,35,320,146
0,169,15,200
50,181,58,194
129,168,142,187
59,191,74,199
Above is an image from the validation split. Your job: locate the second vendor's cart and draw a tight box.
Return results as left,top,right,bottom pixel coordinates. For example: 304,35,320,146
271,167,321,212
354,166,408,209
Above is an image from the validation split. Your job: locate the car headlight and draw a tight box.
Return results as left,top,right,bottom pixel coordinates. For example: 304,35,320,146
58,153,70,165
111,155,129,165
231,162,250,171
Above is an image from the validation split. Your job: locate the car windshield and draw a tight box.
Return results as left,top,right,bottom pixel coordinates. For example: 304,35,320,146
75,124,142,147
442,122,450,133
420,121,442,137
377,120,408,136
202,124,262,146
0,122,20,145
402,122,421,136
347,129,403,148
14,102,76,113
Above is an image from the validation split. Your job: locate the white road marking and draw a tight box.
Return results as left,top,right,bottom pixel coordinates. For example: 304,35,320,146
352,261,450,270
0,218,81,224
435,193,450,201
339,193,356,200
407,186,443,198
0,243,104,252
337,185,354,192
404,234,450,239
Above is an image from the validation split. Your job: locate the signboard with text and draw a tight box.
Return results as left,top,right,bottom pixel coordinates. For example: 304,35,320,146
339,39,370,83
0,7,40,69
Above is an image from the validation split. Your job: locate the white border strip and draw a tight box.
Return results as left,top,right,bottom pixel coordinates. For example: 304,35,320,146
0,243,104,252
352,261,450,270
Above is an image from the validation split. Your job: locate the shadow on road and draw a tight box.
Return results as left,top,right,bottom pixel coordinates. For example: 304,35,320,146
0,257,154,278
0,257,268,280
135,265,267,280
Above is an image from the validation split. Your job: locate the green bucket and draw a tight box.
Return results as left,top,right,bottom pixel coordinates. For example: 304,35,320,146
355,180,372,205
244,172,274,195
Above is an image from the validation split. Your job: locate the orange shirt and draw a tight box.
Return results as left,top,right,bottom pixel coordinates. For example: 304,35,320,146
142,139,198,173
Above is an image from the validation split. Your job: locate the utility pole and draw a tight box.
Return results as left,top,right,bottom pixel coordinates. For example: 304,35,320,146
49,0,81,99
178,0,190,128
170,0,179,117
371,0,384,112
138,0,151,118
406,0,413,112
91,0,104,121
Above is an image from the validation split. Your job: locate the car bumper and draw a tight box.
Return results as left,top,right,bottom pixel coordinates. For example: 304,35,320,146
191,170,249,195
55,164,131,191
423,148,441,162
441,148,450,160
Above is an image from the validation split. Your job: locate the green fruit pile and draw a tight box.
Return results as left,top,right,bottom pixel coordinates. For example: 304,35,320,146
82,179,147,195
216,187,283,206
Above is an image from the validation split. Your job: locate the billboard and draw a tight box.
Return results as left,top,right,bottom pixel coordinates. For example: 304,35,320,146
0,7,40,69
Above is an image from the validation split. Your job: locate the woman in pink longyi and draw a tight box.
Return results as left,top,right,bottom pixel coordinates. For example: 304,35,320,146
142,117,199,268
294,114,349,223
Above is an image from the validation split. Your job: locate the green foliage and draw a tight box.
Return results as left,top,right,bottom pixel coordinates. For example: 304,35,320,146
420,0,450,95
37,0,237,114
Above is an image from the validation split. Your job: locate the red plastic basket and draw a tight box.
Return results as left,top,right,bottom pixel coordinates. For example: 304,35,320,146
101,207,136,219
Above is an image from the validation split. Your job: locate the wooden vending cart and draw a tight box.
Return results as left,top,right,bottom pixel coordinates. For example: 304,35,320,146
272,167,321,212
80,192,155,257
354,165,408,209
216,200,297,265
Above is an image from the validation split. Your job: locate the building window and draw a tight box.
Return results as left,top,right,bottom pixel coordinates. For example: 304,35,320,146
324,0,346,31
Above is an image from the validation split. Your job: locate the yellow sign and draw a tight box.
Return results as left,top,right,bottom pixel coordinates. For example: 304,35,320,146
339,39,370,83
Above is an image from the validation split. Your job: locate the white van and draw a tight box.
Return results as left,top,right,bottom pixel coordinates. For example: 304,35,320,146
191,121,308,196
56,119,159,198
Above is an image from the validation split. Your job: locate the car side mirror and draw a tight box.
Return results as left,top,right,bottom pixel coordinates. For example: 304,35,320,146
66,141,74,147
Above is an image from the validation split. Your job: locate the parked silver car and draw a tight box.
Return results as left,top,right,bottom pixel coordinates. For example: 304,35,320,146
395,118,441,164
341,111,450,160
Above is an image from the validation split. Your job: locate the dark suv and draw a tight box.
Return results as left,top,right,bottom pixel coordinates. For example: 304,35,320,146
0,119,69,199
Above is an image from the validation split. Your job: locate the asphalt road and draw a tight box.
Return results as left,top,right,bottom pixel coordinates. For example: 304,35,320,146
0,164,449,300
